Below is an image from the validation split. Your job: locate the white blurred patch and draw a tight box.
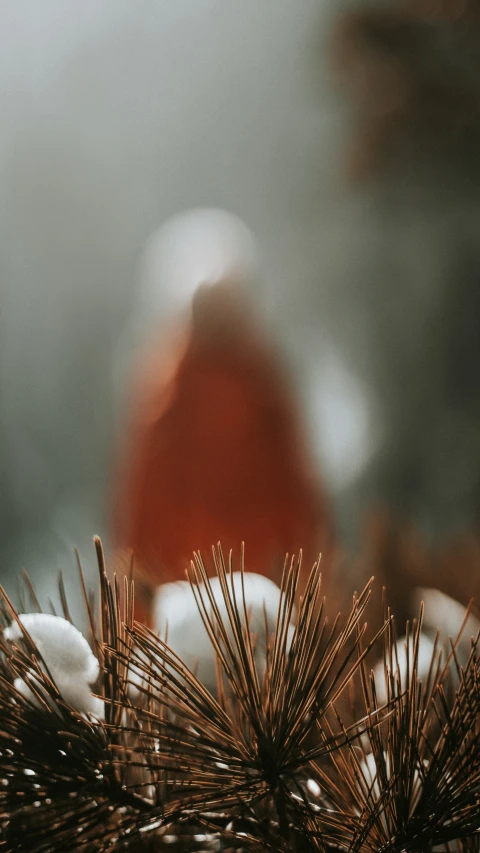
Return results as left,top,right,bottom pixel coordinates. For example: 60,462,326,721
372,634,436,706
136,208,259,328
4,613,103,717
306,352,381,491
360,751,387,799
112,207,262,408
372,590,480,706
413,587,480,645
151,572,295,693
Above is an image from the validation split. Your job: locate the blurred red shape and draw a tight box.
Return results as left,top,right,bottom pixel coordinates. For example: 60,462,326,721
112,285,332,624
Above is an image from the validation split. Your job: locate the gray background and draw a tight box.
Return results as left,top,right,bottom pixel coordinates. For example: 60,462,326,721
1,0,479,613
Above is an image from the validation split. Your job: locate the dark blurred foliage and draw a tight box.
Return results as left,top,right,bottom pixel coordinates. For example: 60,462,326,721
331,0,480,180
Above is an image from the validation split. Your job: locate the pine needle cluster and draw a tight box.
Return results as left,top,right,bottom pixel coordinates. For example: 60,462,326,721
0,538,479,852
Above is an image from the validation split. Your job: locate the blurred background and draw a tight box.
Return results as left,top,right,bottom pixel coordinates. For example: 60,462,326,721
1,0,480,615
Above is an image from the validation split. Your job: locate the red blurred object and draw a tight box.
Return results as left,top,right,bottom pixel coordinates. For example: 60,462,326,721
112,283,332,624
